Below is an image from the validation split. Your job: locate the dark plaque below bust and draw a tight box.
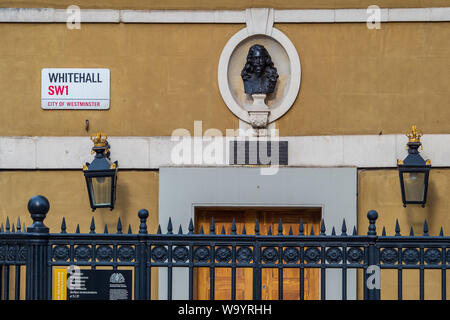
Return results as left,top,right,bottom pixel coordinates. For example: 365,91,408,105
229,140,288,165
241,44,279,95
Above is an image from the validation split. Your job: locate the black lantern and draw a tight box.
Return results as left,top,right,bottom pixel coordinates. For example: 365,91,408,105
83,132,118,211
397,126,431,207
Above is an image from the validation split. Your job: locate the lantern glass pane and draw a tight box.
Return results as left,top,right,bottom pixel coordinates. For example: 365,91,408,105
90,176,112,206
403,172,425,202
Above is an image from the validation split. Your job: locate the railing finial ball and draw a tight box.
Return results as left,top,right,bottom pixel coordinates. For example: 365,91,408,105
367,210,378,221
138,209,149,220
27,195,50,221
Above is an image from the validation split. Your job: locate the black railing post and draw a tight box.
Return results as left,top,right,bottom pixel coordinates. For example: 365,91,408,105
136,209,149,300
366,210,380,300
26,195,50,300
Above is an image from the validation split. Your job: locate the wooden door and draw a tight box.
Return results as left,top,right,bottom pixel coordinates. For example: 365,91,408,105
194,207,320,300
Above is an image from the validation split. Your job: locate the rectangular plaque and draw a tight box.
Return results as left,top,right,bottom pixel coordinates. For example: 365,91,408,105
41,68,110,110
53,268,131,300
229,140,288,165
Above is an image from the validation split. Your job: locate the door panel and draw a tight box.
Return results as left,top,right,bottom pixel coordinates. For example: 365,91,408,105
194,207,320,300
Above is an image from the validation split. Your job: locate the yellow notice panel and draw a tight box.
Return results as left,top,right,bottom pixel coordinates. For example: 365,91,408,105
53,268,67,300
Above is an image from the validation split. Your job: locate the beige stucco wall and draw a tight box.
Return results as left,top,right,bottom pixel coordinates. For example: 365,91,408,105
0,22,449,136
2,0,450,9
358,169,450,300
0,170,159,233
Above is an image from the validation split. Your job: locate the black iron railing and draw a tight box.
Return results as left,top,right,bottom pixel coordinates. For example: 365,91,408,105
0,195,449,300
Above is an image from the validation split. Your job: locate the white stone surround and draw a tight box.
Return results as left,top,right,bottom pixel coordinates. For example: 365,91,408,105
0,7,449,23
0,134,448,169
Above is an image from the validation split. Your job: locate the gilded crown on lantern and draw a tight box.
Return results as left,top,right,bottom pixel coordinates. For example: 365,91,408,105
91,132,108,147
406,125,423,143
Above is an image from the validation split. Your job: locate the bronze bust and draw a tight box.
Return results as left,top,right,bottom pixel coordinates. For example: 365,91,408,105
241,44,279,95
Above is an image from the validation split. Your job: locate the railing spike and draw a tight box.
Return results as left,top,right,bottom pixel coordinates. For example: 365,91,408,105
231,218,237,235
299,219,304,235
254,219,260,235
440,227,444,237
289,226,293,236
23,222,26,232
167,217,173,234
117,217,123,234
395,219,401,236
409,226,414,236
341,219,347,236
423,219,429,236
210,217,215,235
104,224,109,234
157,225,162,234
12,223,15,233
320,218,326,235
76,224,80,234
331,227,336,236
242,225,247,235
382,226,386,236
278,219,283,235
188,218,194,234
90,216,96,234
352,226,357,236
61,217,67,234
267,225,272,235
178,224,183,235
5,217,10,232
16,218,21,232
310,225,315,236
221,225,226,235
0,223,3,233
200,225,204,235
128,225,132,234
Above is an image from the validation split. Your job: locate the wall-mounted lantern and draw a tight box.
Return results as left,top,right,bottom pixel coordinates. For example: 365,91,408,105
83,132,118,211
397,125,431,207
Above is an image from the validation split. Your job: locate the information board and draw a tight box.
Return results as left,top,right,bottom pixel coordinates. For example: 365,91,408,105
53,267,131,300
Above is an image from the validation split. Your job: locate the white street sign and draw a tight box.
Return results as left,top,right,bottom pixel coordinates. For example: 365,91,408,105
41,68,110,110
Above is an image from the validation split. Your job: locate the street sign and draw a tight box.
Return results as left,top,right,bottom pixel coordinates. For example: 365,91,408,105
41,68,110,110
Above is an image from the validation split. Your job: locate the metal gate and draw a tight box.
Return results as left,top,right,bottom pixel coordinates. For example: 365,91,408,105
0,195,448,300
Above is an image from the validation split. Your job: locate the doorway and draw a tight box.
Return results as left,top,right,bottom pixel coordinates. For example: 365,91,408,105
194,206,321,300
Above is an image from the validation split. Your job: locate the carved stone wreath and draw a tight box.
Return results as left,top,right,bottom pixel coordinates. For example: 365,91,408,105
424,248,441,265
151,246,168,262
304,247,321,264
96,246,113,262
347,247,364,264
380,248,397,264
403,248,420,265
326,247,343,264
74,245,92,261
283,248,299,264
237,247,253,263
194,246,211,262
52,245,70,262
215,247,232,263
262,247,278,263
172,246,189,262
118,246,135,262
